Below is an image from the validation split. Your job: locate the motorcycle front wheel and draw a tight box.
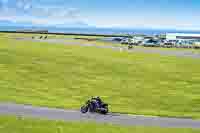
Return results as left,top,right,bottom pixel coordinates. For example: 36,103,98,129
81,105,88,113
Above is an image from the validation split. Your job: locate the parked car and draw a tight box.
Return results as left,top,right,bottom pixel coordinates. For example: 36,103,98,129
112,37,123,42
143,39,160,47
121,38,129,45
162,40,176,48
193,42,200,49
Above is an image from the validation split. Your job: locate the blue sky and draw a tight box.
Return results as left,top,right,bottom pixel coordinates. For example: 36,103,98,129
0,0,200,30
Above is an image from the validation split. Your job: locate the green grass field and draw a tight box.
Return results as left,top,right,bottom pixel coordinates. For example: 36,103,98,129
0,36,200,118
0,32,121,47
0,115,199,133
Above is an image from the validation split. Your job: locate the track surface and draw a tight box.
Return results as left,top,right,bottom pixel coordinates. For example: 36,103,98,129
16,38,200,59
0,103,200,128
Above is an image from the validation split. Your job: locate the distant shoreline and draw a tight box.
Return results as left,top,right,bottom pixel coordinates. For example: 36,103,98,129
1,26,200,36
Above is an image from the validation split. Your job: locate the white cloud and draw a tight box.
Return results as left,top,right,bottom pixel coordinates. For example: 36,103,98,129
90,12,200,30
1,0,199,30
0,0,87,26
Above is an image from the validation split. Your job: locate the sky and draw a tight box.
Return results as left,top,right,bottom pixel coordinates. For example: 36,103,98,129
0,0,200,30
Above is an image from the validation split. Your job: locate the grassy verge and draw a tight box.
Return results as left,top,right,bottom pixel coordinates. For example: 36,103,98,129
1,33,200,52
0,33,105,39
0,33,119,46
0,115,199,133
0,37,200,118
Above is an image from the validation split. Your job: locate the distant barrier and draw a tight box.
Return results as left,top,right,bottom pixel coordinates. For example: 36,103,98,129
0,30,129,37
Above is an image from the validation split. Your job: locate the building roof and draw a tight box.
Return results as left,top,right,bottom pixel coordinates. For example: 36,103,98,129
166,33,200,37
166,33,200,40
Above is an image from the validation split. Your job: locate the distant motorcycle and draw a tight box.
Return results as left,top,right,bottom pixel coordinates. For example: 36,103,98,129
81,97,109,114
128,44,134,49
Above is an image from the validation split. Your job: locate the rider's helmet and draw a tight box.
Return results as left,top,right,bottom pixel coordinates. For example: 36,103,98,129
96,96,102,103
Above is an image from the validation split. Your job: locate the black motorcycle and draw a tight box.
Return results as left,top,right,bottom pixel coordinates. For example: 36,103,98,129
81,98,109,114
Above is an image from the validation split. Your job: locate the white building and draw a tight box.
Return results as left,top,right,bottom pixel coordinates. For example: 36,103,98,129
166,33,200,40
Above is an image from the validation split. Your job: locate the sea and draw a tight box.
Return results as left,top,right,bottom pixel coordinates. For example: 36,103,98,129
1,26,200,35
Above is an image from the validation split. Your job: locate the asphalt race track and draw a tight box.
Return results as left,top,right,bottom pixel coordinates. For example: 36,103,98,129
0,103,200,128
16,37,200,59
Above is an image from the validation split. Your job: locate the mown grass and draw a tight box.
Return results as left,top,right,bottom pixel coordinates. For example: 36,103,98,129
0,115,199,133
0,33,118,46
0,37,200,118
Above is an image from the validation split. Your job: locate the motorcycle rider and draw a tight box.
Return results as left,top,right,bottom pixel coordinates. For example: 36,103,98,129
128,37,133,49
81,96,108,114
91,96,103,108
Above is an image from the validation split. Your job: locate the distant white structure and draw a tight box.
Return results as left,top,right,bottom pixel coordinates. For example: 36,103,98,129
166,33,200,40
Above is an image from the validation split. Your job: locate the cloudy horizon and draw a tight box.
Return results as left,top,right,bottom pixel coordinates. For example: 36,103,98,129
0,0,200,30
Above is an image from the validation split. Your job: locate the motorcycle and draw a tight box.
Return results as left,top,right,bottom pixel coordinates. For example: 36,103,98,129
81,98,109,114
128,44,134,49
